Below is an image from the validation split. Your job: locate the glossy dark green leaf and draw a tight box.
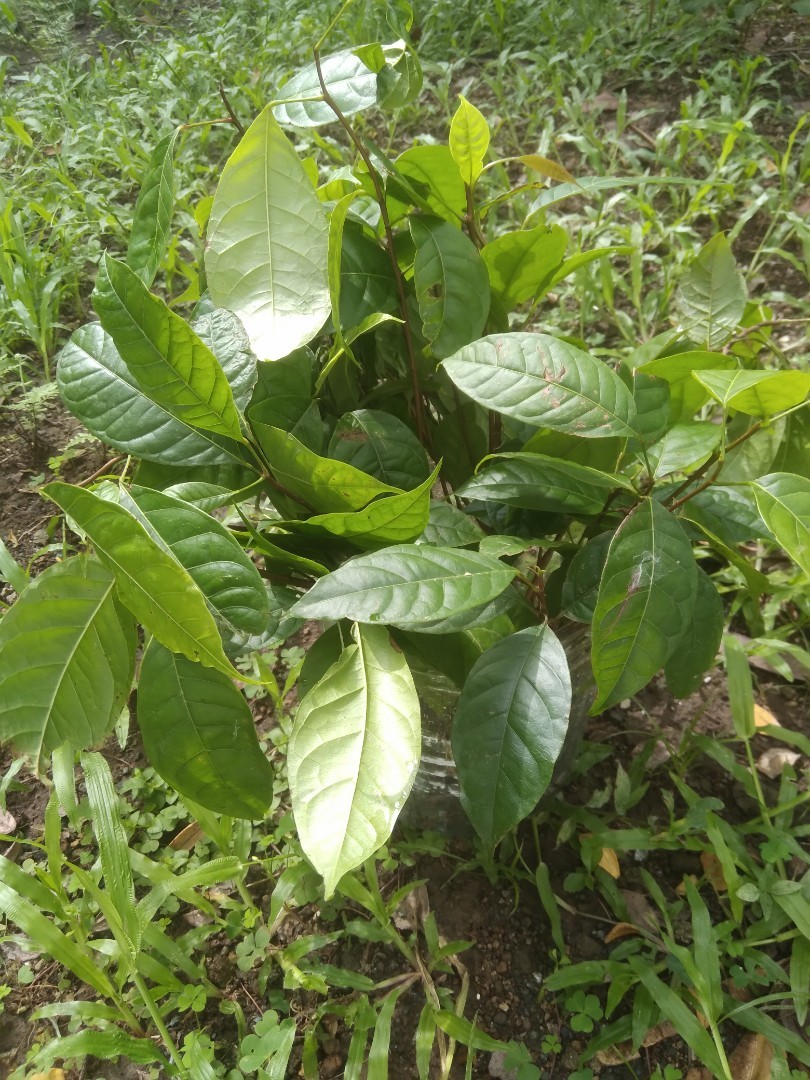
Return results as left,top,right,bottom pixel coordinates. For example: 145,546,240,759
416,501,485,548
44,483,236,678
750,472,810,576
410,589,518,635
93,255,244,441
138,641,274,819
636,350,736,422
126,131,178,286
521,428,624,472
328,409,430,491
411,216,490,359
338,223,399,330
452,625,571,850
434,398,488,487
647,422,722,478
681,484,772,545
0,556,135,765
664,568,724,698
719,415,786,482
290,545,516,629
191,304,257,407
677,234,747,348
561,531,614,622
480,224,567,307
442,333,636,437
457,453,629,514
591,499,698,710
133,458,258,493
289,624,420,896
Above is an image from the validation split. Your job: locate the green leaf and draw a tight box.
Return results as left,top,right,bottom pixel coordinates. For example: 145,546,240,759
790,936,810,1026
288,624,420,896
561,531,613,623
30,1030,168,1069
278,464,439,548
273,47,379,127
677,234,747,348
124,485,270,636
339,222,399,329
252,425,400,513
681,485,772,545
452,625,571,850
449,95,489,185
290,545,516,629
0,535,27,596
411,216,490,359
538,245,632,300
390,145,466,222
521,429,623,472
664,568,724,697
368,986,408,1080
57,323,250,466
480,225,567,308
457,453,628,514
647,422,722,478
206,105,330,360
630,372,670,445
328,409,430,491
416,501,485,548
126,130,178,286
637,350,737,422
433,1011,509,1052
434,398,488,487
772,406,810,479
750,472,810,576
591,499,698,710
719,415,786,482
376,46,422,108
93,255,244,441
43,483,237,679
328,189,363,350
137,640,274,819
694,368,810,417
0,556,135,765
442,333,637,437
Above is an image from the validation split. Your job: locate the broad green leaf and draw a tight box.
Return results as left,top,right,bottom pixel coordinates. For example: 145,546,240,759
409,589,518,635
273,47,379,127
664,568,724,697
328,409,430,491
0,535,28,596
126,130,178,286
449,95,489,185
750,472,810,576
0,556,135,765
252,426,400,513
288,624,420,896
390,145,466,222
480,224,567,308
125,485,270,636
561,531,613,623
57,323,249,466
134,458,258,493
93,255,244,441
442,333,637,437
43,483,237,678
328,189,362,349
339,222,399,329
278,465,439,548
376,46,422,108
416,501,485,548
452,625,571,850
723,635,755,739
591,499,698,711
677,234,747,348
681,484,772,545
694,368,810,417
647,422,722,478
519,154,576,184
521,429,623,472
630,372,670,445
637,350,737,422
206,105,330,360
772,406,810,479
191,303,258,406
457,453,629,514
434,398,488,487
138,641,274,819
290,545,516,629
411,216,490,358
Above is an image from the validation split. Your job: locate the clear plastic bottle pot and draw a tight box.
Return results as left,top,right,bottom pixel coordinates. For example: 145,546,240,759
399,624,594,836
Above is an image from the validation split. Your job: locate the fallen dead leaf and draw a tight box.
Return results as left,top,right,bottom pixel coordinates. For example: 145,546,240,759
0,809,16,834
728,1033,773,1080
701,851,728,892
676,873,699,897
622,889,660,934
598,847,621,879
31,1071,66,1080
685,1069,712,1080
605,921,640,943
756,747,801,779
753,703,780,729
595,1021,677,1064
170,822,205,850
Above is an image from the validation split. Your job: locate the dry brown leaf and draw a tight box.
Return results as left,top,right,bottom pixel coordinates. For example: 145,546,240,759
685,1069,712,1080
676,874,699,896
701,851,728,892
595,1020,677,1064
753,704,780,729
728,1033,773,1080
622,889,660,933
598,847,621,879
0,808,16,834
31,1071,66,1080
756,747,801,779
605,921,640,943
169,822,205,850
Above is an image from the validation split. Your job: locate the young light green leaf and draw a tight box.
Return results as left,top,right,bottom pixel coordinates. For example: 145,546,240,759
126,130,178,286
724,635,755,739
288,624,420,897
0,556,135,766
750,472,810,577
390,145,466,222
273,47,379,127
637,350,737,422
43,483,237,679
206,105,329,360
441,333,637,437
480,224,567,307
411,216,490,358
137,640,274,820
289,545,516,629
457,453,629,515
591,499,698,711
329,409,430,491
449,95,489,185
664,568,724,698
93,255,244,441
452,625,571,850
677,234,747,348
694,369,810,416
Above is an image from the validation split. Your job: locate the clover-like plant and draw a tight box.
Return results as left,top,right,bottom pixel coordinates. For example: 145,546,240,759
1,6,808,899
